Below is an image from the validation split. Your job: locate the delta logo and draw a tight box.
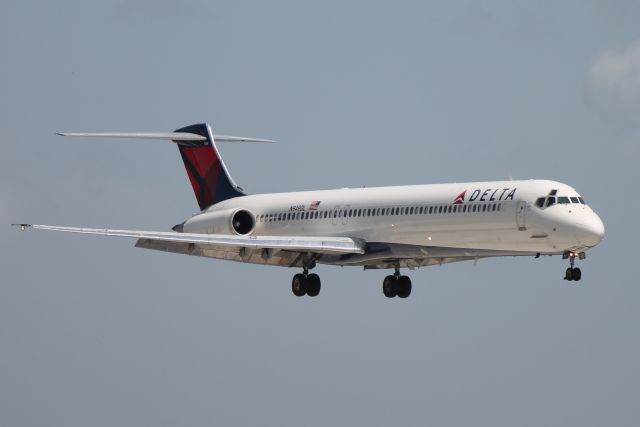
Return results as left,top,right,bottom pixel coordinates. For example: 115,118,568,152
453,188,517,204
453,191,466,204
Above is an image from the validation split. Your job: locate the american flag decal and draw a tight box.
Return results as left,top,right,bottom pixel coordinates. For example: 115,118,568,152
309,201,321,211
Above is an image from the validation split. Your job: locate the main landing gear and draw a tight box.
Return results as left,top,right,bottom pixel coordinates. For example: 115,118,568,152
291,267,321,297
382,265,412,298
563,251,584,282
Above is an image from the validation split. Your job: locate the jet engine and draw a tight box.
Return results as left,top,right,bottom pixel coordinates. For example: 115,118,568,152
182,208,255,235
230,209,255,235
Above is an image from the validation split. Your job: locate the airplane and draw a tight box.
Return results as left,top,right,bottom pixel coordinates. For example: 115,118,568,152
14,122,605,298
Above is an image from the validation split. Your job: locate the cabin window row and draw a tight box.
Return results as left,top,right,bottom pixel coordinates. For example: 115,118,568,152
256,203,503,223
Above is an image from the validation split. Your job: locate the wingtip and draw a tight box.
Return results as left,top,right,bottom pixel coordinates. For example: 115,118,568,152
11,223,32,231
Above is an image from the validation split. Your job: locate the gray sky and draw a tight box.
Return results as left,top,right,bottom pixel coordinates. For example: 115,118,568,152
2,1,639,426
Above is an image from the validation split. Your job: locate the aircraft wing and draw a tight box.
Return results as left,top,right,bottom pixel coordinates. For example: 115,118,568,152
13,224,364,267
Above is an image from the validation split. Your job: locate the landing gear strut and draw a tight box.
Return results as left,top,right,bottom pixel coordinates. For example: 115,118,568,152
563,251,583,282
382,264,412,298
291,266,321,297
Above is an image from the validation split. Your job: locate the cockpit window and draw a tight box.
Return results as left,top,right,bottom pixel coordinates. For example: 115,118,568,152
536,194,586,209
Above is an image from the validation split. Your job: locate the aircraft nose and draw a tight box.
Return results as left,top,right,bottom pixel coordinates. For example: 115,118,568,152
576,213,605,247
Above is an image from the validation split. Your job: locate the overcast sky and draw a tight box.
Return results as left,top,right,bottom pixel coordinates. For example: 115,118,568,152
1,1,639,426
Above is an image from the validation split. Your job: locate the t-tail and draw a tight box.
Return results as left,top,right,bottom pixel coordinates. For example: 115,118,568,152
57,123,275,210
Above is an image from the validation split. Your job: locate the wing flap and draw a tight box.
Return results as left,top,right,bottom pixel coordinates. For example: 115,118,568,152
134,238,304,267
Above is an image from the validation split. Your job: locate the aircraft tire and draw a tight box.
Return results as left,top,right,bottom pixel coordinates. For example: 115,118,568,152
572,268,582,281
292,273,308,296
306,273,321,297
383,275,398,298
564,268,574,281
397,276,412,298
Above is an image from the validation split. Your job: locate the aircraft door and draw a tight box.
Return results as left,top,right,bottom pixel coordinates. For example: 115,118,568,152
516,200,527,231
342,205,351,226
332,206,340,225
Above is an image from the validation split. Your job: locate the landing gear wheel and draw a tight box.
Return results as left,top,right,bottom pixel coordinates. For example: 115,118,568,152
306,273,321,297
564,252,584,282
396,275,412,298
565,267,574,281
571,268,582,281
383,275,398,298
292,273,308,296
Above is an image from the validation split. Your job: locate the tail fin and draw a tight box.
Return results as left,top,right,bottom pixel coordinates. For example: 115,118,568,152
173,123,244,210
58,122,275,211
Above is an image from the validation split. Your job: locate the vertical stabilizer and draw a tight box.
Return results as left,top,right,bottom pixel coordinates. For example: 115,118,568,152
173,123,245,210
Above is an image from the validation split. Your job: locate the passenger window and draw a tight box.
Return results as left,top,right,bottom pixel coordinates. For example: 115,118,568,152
546,197,556,207
535,197,545,208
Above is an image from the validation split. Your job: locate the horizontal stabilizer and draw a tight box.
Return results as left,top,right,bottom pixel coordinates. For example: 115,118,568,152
56,122,274,210
57,132,275,143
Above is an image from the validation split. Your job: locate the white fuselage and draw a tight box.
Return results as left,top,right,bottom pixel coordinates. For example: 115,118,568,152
183,179,604,256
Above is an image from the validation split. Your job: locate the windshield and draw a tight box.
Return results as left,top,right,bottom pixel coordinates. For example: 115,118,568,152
534,190,585,209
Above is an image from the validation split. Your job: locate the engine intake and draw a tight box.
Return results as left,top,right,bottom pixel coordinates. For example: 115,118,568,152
231,209,255,235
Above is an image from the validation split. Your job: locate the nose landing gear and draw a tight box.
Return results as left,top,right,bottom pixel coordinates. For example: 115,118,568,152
563,251,585,282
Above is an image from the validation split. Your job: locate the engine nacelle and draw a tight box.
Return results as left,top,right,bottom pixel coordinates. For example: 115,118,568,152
230,209,255,235
183,208,255,235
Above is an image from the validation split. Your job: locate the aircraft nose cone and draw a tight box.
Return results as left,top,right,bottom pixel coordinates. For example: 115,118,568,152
577,214,605,247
